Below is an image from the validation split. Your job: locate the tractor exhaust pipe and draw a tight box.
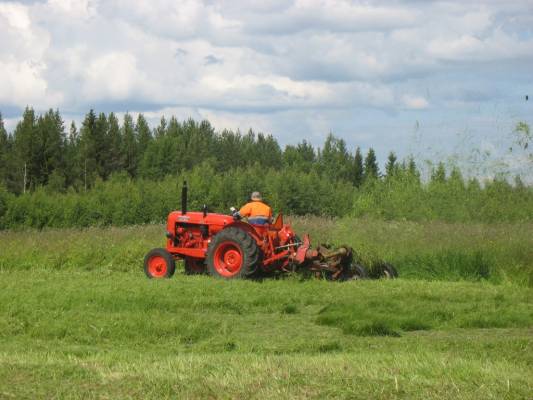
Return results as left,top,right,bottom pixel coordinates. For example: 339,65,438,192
181,181,187,215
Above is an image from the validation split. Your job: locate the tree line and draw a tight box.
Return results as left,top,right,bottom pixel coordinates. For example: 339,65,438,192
0,107,532,229
0,107,423,193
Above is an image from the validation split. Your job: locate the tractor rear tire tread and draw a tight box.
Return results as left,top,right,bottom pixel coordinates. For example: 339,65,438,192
234,228,261,267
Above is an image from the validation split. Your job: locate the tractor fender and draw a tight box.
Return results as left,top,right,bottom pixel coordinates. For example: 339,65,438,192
224,221,263,247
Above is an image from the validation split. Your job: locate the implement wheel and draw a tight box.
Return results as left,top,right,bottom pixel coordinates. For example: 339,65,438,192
206,227,261,279
144,248,175,279
341,262,368,281
376,262,398,279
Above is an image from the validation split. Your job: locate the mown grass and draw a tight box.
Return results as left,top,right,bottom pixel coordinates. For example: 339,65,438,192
0,272,531,399
0,217,532,398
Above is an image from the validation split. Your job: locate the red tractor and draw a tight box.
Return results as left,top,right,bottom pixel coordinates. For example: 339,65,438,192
144,183,397,280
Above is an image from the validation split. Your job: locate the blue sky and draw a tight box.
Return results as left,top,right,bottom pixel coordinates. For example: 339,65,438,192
1,0,532,177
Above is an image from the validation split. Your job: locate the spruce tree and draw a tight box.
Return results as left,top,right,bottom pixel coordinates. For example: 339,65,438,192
0,113,6,145
320,133,353,182
154,116,167,138
13,107,38,192
0,113,7,186
431,162,447,183
256,133,282,169
283,144,298,168
136,113,152,175
353,147,363,187
385,151,398,178
449,166,463,182
406,156,420,181
94,112,108,178
283,140,316,171
121,113,137,177
106,113,123,176
65,121,82,188
448,166,464,190
79,109,97,189
363,148,379,181
37,109,66,186
296,140,316,165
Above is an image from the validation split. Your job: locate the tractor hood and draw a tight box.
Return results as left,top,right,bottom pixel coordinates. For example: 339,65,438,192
168,211,234,226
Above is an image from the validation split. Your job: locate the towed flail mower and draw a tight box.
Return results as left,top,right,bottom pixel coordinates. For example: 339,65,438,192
144,183,397,280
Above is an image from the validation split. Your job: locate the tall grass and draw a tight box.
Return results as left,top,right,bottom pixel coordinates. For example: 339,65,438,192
1,217,531,285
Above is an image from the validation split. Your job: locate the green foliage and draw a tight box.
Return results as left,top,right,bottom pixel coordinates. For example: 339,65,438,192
105,112,123,176
0,162,532,229
1,216,531,286
320,133,353,182
0,108,532,229
0,166,355,229
352,170,533,222
363,147,379,180
283,140,316,171
0,184,11,229
65,121,82,189
431,162,447,183
121,113,137,177
0,113,8,188
385,151,398,178
353,146,364,187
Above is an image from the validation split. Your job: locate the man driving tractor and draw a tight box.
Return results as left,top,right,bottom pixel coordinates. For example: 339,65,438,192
234,191,272,225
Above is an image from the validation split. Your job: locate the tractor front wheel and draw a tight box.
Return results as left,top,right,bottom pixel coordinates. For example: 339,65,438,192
144,248,176,279
206,227,261,279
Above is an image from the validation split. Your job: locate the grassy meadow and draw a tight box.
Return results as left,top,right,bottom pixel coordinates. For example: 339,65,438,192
0,217,532,398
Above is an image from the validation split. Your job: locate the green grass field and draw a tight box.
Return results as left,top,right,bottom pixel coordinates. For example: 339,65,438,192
0,217,532,399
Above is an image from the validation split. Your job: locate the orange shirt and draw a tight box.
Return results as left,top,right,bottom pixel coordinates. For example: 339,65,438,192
239,200,272,219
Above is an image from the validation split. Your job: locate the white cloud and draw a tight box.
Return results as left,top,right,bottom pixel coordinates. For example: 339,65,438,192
0,60,49,106
46,0,97,19
83,52,142,100
0,2,30,29
0,2,62,108
0,0,532,176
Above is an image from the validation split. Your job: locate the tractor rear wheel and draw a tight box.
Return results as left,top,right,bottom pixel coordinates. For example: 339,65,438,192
144,248,176,279
184,257,206,275
206,227,261,279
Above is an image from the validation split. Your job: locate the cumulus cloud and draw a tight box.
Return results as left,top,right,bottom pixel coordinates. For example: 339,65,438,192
83,52,142,100
0,0,532,170
0,2,62,108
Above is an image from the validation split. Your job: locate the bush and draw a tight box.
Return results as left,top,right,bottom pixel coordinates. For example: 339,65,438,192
1,163,532,230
